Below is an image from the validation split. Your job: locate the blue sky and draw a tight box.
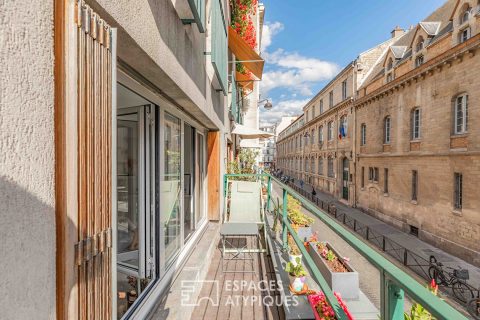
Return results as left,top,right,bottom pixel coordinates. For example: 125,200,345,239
259,0,447,125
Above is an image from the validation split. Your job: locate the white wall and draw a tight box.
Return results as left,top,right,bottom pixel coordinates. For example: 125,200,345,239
0,1,56,319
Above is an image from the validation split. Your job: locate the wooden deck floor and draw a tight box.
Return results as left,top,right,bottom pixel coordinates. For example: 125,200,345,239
190,237,285,320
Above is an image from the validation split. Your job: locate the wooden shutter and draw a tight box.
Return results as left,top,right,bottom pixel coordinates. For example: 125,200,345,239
75,1,113,319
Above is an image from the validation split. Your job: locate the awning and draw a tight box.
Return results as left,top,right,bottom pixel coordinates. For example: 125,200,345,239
228,26,264,79
232,123,274,139
236,71,254,92
239,139,263,148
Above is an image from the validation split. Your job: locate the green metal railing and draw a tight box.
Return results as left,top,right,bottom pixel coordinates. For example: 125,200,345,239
211,0,227,95
230,76,240,123
223,173,468,320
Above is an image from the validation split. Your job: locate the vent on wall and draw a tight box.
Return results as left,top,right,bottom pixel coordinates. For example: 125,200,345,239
409,225,419,237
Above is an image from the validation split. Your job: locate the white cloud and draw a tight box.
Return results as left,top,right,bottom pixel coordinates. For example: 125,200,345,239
261,49,340,96
261,22,284,51
259,98,309,126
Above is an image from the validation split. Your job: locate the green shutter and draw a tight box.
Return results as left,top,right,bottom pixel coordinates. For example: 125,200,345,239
211,0,227,95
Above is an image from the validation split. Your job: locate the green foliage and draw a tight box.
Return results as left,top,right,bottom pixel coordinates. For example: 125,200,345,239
325,250,336,262
287,235,301,255
227,148,259,181
404,303,432,320
287,195,314,227
285,257,307,277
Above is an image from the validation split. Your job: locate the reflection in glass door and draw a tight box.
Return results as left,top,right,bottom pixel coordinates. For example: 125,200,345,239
183,123,195,241
195,132,205,227
162,112,182,265
116,100,155,319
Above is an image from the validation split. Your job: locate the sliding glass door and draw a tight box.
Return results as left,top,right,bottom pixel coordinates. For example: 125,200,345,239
162,112,182,266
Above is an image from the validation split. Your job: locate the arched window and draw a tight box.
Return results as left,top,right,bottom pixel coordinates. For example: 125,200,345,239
454,93,468,134
460,4,471,24
387,58,393,70
311,158,315,173
304,158,308,172
384,116,391,144
311,129,315,144
415,36,424,52
318,157,323,175
411,107,421,139
360,123,367,146
318,125,324,144
327,121,334,141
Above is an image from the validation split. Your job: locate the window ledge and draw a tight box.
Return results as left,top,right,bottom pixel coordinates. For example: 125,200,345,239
361,187,365,191
410,139,421,143
452,209,462,217
411,200,418,205
383,193,389,197
451,133,468,138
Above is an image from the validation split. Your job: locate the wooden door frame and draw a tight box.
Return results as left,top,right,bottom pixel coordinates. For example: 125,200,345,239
55,0,79,319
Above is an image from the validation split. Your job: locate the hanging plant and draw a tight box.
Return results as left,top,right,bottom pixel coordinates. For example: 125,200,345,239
231,0,258,75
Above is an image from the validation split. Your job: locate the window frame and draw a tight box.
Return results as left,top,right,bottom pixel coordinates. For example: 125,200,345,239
384,116,391,144
327,121,334,141
360,123,366,146
454,94,468,135
454,172,463,210
412,170,418,201
384,168,389,194
342,80,347,100
327,157,334,178
329,90,334,107
411,108,421,140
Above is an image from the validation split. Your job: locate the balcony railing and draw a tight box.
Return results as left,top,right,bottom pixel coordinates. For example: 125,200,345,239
187,0,205,32
211,0,227,95
223,173,468,320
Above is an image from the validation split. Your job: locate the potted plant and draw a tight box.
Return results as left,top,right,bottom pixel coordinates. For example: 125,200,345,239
307,291,354,320
288,234,302,266
404,279,438,320
309,241,359,300
287,195,314,240
304,232,318,252
285,257,307,293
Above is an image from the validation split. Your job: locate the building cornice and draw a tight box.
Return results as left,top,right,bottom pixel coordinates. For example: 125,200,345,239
277,97,353,143
356,33,480,108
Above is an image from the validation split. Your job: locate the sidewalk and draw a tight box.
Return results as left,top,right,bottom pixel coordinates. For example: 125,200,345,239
271,178,480,295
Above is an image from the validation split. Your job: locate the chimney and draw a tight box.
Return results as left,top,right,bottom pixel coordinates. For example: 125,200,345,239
391,26,405,38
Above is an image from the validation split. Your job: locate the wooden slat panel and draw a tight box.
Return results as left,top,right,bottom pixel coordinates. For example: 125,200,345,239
228,26,264,79
207,131,220,220
75,1,113,318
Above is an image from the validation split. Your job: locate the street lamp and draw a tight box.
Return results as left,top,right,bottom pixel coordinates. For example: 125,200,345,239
258,99,273,110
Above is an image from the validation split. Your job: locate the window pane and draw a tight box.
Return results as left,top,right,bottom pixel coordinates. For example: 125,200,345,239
163,112,182,265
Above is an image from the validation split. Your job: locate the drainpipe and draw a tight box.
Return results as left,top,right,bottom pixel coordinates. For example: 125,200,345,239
352,62,358,208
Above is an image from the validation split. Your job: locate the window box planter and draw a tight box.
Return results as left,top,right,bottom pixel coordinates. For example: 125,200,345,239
310,242,359,300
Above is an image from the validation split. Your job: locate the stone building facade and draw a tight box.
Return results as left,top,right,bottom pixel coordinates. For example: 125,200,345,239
277,0,480,266
355,0,480,265
277,35,400,206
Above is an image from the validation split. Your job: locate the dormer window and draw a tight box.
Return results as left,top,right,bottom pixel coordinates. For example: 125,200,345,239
415,54,424,67
386,73,394,83
387,58,393,71
459,27,471,43
460,5,471,24
415,36,424,52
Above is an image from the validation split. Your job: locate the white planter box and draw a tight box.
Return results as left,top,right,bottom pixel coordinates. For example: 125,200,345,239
310,242,359,300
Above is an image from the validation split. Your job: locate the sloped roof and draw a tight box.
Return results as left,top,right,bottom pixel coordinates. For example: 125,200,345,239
419,21,442,35
390,46,408,59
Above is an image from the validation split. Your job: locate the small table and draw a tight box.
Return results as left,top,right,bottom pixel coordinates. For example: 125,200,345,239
220,223,259,274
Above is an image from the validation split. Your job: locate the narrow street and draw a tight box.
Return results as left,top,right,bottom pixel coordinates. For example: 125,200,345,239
271,180,479,316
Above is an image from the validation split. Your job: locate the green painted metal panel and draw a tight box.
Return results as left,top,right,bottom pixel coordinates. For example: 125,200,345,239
187,0,205,33
223,174,468,320
211,0,227,95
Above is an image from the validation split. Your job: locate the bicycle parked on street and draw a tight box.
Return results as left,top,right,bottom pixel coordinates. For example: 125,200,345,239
466,288,480,319
428,255,474,304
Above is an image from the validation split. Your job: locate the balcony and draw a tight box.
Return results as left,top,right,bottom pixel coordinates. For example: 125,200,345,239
163,173,469,320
